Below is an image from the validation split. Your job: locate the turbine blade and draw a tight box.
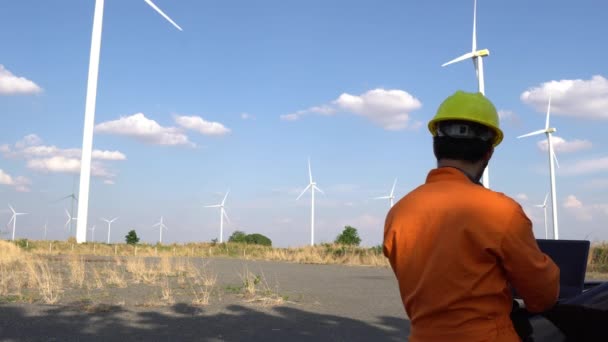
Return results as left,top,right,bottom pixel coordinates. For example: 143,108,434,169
223,209,231,224
308,158,313,184
390,178,397,197
222,189,230,205
442,52,475,67
374,196,390,200
65,209,71,218
143,0,183,31
543,193,548,206
472,0,478,52
205,204,221,208
516,129,546,139
111,217,118,223
545,94,552,130
552,149,560,169
314,185,324,194
9,205,15,215
296,184,312,200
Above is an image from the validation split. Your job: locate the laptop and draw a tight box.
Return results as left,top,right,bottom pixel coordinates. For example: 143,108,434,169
536,239,590,299
511,239,590,301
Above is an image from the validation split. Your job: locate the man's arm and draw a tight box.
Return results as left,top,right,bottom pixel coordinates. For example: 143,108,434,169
499,206,560,313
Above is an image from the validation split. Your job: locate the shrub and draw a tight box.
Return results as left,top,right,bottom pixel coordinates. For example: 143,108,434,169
245,233,272,246
335,226,361,246
228,231,247,243
125,230,140,245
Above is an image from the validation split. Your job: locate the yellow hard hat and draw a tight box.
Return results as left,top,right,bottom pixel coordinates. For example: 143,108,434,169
428,90,503,147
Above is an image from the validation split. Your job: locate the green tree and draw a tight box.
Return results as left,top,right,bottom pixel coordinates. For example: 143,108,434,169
125,230,140,245
228,230,247,243
335,226,361,246
245,233,272,246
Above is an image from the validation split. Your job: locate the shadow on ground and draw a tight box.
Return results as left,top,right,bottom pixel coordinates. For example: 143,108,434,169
0,302,410,341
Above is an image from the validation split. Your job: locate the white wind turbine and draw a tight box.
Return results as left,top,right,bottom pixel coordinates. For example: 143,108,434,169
65,209,77,233
101,217,118,244
7,204,27,241
296,158,324,246
442,0,492,188
152,216,168,244
76,0,183,243
89,225,96,242
374,178,397,208
517,95,560,240
535,193,549,239
205,190,231,243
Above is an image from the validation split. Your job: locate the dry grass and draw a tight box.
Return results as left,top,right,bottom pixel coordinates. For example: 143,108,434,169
68,255,86,288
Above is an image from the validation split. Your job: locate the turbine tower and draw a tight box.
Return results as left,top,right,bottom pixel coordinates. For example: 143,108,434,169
7,204,27,241
374,178,397,208
205,190,231,243
535,193,549,239
152,216,168,244
517,95,560,239
442,0,492,188
101,217,118,244
76,0,182,243
296,158,324,246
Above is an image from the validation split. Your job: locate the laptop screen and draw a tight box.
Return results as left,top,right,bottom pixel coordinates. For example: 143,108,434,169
536,239,590,299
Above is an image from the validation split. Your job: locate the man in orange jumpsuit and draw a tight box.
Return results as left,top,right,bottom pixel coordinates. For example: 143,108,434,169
383,91,560,341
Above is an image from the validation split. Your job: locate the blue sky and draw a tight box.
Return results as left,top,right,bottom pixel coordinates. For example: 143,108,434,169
1,0,607,247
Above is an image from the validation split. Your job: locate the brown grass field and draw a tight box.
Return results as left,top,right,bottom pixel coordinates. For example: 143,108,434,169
1,239,607,307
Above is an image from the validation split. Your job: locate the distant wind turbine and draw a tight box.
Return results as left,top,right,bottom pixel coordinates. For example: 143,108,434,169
296,158,324,246
76,0,182,243
374,178,397,208
7,204,27,241
205,190,231,243
441,0,492,189
65,209,77,232
152,216,168,244
89,225,96,242
44,220,48,240
535,193,549,239
101,217,118,244
517,95,560,239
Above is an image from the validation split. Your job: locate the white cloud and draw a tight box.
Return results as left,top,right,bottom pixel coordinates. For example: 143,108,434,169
26,156,113,178
537,136,592,153
241,113,254,120
282,88,422,130
562,156,608,175
516,193,529,201
1,135,124,182
104,179,115,185
520,75,608,119
95,113,194,146
0,65,42,95
564,195,583,208
563,195,593,221
0,169,31,192
174,115,231,136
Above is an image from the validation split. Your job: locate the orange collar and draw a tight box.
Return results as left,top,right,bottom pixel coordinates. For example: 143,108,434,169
426,166,482,186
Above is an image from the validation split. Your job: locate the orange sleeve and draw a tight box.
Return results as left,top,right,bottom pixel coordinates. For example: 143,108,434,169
498,205,560,313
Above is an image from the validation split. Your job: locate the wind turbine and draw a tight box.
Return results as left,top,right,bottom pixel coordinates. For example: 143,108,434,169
76,0,182,243
296,158,324,246
517,95,560,239
535,193,549,239
7,204,27,241
205,190,231,243
64,209,77,233
101,217,118,244
152,216,168,244
44,220,48,240
442,0,492,188
374,178,397,208
89,225,96,242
